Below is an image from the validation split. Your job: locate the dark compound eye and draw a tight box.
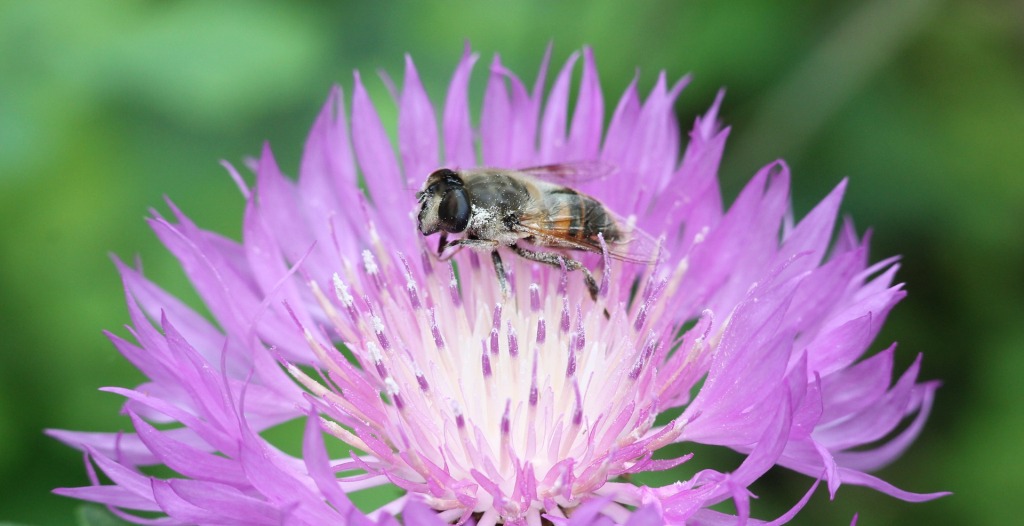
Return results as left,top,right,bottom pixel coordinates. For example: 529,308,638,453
438,186,470,233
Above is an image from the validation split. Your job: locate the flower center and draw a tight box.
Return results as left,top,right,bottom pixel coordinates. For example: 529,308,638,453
289,242,687,521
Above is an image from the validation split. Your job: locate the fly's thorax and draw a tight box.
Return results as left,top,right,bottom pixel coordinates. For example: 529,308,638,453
460,206,519,246
462,171,533,213
460,171,533,243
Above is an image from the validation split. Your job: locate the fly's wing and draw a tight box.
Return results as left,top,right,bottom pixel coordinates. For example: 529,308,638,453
516,161,616,185
600,211,661,264
514,201,660,264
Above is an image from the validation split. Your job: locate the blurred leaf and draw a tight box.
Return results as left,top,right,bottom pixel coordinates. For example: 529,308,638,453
75,506,132,526
94,1,329,129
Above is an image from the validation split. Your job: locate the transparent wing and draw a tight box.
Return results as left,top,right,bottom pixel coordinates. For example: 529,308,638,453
516,161,616,184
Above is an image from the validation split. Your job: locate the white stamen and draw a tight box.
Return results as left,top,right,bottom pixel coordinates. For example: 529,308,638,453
333,273,354,306
362,249,379,275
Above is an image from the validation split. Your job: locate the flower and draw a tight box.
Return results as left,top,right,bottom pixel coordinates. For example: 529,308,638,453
51,45,946,525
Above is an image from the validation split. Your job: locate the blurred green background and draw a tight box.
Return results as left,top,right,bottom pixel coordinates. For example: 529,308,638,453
2,0,1021,524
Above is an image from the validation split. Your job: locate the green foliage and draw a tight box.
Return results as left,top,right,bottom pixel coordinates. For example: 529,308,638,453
76,506,133,526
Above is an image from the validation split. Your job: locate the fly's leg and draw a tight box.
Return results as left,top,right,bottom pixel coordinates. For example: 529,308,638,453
436,232,449,258
437,238,499,261
491,250,509,297
437,238,508,297
510,244,599,301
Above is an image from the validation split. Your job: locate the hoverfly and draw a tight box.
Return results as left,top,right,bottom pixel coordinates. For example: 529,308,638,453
415,164,657,300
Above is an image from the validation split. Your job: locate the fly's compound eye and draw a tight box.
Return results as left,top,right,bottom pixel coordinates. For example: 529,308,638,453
438,186,470,233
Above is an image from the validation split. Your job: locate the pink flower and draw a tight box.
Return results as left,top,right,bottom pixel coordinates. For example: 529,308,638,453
51,45,946,525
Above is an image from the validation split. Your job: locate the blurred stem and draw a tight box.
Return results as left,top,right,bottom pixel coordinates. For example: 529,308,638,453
734,0,938,170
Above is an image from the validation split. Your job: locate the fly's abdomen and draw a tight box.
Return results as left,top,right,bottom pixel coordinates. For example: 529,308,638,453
545,189,622,242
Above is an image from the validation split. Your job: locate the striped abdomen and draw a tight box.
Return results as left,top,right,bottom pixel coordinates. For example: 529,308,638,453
542,187,622,243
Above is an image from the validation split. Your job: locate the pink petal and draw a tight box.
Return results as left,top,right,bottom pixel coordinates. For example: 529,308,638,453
352,71,413,247
481,55,513,167
539,51,579,162
566,47,604,161
442,45,479,167
399,55,440,186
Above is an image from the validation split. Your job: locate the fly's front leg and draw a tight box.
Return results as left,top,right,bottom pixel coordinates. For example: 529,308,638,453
437,238,509,298
510,244,599,301
491,250,509,298
438,238,501,260
436,232,449,258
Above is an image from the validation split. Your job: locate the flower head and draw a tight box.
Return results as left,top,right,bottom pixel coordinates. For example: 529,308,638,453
51,46,946,525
